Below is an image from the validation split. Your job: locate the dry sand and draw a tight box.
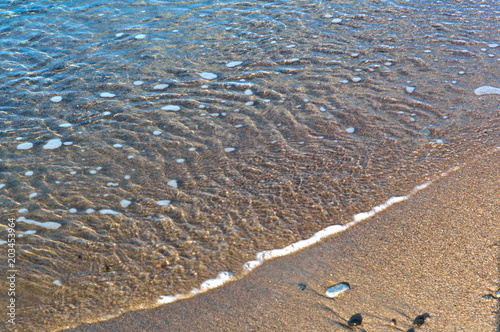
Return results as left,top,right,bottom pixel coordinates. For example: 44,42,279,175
65,150,500,332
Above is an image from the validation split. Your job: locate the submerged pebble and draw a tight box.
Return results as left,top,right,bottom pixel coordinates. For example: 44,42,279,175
325,282,350,298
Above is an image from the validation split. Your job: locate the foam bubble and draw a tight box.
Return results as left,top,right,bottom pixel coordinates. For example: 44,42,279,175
0,184,4,189
43,139,62,150
53,280,63,286
345,127,355,133
120,200,131,208
99,209,120,215
244,89,253,95
200,72,217,80
226,61,243,68
168,180,178,188
406,86,416,93
154,84,169,90
224,147,235,152
474,85,500,96
487,43,499,48
161,105,181,111
86,208,95,214
352,77,362,82
135,34,146,39
133,81,144,86
199,271,234,291
50,96,62,103
116,33,124,37
17,216,62,229
153,130,162,135
331,18,342,23
100,92,116,98
157,200,171,206
17,142,33,150
58,123,72,127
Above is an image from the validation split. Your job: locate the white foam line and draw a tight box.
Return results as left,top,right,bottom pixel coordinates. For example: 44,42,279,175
155,166,467,307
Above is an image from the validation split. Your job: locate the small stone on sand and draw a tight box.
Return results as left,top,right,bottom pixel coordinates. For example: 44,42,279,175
50,96,62,103
325,282,350,298
347,313,362,327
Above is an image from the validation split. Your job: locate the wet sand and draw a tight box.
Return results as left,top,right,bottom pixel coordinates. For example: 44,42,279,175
65,150,500,332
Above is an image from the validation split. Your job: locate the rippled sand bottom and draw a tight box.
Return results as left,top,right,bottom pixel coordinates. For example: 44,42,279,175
65,149,500,332
0,0,499,331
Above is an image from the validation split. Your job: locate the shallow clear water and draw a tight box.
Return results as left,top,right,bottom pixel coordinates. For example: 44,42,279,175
0,0,499,331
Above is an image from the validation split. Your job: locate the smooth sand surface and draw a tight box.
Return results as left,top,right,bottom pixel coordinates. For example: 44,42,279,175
66,150,500,332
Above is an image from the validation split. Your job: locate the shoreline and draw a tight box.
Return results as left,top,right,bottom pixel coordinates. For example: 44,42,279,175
65,149,500,331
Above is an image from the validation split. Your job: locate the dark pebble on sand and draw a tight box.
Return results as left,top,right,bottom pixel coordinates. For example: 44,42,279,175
298,283,306,290
389,318,397,326
347,313,362,327
413,313,430,327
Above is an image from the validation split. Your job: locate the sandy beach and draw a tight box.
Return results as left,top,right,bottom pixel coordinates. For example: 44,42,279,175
64,150,500,331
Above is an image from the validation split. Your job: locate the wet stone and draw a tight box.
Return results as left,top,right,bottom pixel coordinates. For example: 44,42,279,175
325,282,350,298
347,313,362,327
413,313,430,327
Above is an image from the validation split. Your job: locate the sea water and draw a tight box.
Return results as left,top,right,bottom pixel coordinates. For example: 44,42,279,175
0,0,498,331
